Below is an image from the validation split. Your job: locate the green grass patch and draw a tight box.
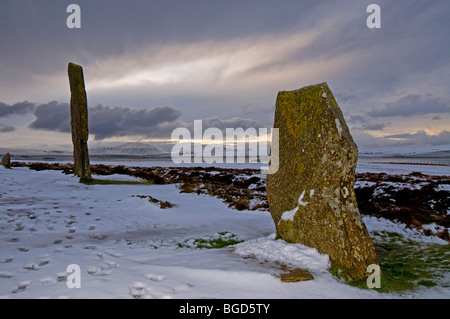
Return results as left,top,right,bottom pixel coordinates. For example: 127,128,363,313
178,232,243,249
346,231,450,293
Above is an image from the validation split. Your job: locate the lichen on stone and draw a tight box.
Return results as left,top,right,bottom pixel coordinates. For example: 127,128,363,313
68,62,92,182
266,82,377,281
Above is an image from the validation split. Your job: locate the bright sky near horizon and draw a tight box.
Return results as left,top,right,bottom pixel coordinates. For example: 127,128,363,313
0,0,449,150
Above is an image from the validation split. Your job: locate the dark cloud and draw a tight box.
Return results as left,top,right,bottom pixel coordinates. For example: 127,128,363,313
349,114,386,131
28,102,183,139
240,103,275,116
349,115,366,123
0,0,328,81
27,101,265,140
88,104,183,140
0,125,15,133
200,117,266,132
360,123,386,131
368,94,450,118
88,108,266,140
0,101,35,117
2,1,449,150
384,130,450,146
28,101,70,132
336,93,358,104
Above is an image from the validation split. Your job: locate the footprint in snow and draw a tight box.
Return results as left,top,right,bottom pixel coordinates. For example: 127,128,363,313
103,260,120,269
12,280,31,293
145,273,165,282
129,282,150,299
0,257,14,263
104,250,122,258
40,276,58,286
0,272,14,279
172,283,194,293
86,265,113,276
39,258,50,266
23,263,40,271
130,281,173,299
56,272,68,282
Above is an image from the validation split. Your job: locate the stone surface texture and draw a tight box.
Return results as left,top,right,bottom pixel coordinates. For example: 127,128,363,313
266,82,376,280
68,62,92,181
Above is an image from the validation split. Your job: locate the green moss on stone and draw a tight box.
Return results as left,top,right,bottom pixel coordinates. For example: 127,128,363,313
266,82,376,281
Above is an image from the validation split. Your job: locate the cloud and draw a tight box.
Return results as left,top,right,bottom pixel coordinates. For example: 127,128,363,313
0,125,15,133
360,123,386,131
368,94,450,118
336,92,358,104
352,129,450,150
241,102,273,112
27,101,266,140
88,104,183,140
0,101,35,117
2,1,449,151
28,101,70,133
28,102,183,139
348,114,386,131
384,130,450,146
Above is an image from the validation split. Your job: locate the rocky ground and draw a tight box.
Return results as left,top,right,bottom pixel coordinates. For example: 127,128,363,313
9,161,450,242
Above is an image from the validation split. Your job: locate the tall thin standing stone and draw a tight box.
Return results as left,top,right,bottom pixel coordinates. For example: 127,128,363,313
266,83,376,281
68,62,92,181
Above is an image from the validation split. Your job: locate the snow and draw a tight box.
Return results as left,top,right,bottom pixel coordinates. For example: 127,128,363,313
354,181,377,188
234,234,330,274
356,161,450,176
363,216,448,245
335,119,342,135
280,207,297,222
298,190,309,207
437,184,450,192
280,190,308,222
0,163,449,299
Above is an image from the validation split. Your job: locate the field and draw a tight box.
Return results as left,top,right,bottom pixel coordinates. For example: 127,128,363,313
0,160,449,299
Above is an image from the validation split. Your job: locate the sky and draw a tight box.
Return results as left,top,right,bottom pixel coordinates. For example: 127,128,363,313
0,0,449,151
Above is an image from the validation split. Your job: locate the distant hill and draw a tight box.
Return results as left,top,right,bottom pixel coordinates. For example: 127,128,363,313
0,142,171,158
0,147,71,157
89,142,167,156
359,144,450,159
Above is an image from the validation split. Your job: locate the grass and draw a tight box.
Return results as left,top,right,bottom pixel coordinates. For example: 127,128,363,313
347,232,450,293
177,232,243,249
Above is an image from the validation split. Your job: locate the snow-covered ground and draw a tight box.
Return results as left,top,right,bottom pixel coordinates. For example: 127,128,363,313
0,163,448,299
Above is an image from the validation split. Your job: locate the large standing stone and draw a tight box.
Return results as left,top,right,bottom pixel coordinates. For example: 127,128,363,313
68,62,92,181
266,83,376,281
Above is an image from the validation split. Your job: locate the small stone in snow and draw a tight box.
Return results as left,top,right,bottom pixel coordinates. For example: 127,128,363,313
280,268,314,282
